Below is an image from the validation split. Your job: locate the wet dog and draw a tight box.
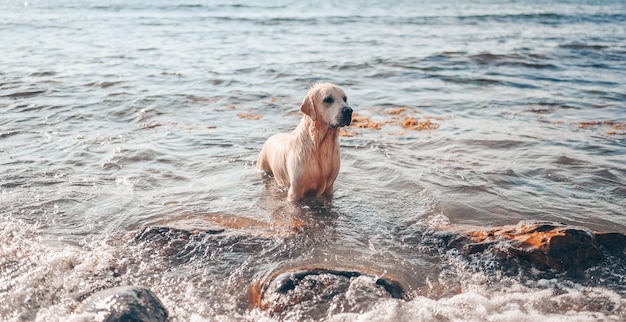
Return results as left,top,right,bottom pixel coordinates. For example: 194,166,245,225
257,83,353,201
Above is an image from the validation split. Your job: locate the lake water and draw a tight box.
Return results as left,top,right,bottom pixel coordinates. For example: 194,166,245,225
1,0,625,321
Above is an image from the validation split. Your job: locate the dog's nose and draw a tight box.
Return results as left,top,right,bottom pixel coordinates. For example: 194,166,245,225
342,106,353,115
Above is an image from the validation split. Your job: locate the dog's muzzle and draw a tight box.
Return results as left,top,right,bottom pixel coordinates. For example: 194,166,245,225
338,106,353,127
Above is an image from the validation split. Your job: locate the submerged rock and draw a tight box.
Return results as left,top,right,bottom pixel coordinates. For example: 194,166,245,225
78,286,169,322
440,220,625,274
249,220,625,317
595,232,626,253
249,267,408,318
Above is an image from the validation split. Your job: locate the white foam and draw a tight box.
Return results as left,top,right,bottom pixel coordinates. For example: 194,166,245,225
0,217,253,321
0,218,122,322
328,287,622,322
2,217,624,321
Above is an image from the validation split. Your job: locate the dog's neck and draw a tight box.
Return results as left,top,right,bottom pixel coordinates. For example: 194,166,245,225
306,116,338,147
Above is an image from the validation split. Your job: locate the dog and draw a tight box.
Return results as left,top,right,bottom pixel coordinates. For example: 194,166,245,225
257,83,353,201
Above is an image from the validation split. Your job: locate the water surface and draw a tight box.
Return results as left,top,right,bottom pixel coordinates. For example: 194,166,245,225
1,0,625,321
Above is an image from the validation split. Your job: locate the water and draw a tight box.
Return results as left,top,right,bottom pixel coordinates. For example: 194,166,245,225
1,0,625,320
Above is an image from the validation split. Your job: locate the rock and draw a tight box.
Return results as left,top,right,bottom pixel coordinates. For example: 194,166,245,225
440,220,623,274
78,286,168,322
595,232,626,253
249,267,408,318
247,220,624,316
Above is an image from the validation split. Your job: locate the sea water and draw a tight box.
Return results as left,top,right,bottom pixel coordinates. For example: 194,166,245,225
1,0,625,320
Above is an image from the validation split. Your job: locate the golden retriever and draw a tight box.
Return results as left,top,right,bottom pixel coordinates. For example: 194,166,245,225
257,83,353,201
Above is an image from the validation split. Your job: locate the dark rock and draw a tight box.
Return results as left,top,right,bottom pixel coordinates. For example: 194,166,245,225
595,232,626,253
249,267,408,317
247,221,625,317
78,286,169,322
440,221,624,274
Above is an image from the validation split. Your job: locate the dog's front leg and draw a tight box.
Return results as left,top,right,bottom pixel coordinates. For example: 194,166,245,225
287,181,303,202
287,186,297,201
288,186,307,202
320,183,333,199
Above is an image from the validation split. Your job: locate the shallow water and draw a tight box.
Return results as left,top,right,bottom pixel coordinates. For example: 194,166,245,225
1,0,625,321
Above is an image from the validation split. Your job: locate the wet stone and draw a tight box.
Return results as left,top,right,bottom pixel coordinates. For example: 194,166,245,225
78,286,169,322
595,232,626,253
131,225,270,265
250,268,407,319
439,220,625,274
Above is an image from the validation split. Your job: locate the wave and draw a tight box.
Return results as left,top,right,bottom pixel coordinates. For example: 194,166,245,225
0,89,48,98
457,12,626,24
206,13,626,27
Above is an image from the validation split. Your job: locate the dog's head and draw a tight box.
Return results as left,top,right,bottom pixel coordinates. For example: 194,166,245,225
300,83,353,128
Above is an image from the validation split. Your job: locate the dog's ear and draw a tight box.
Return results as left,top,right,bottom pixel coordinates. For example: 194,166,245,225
300,93,316,119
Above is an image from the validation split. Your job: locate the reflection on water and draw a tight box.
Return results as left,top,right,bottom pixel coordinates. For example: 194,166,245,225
1,0,625,320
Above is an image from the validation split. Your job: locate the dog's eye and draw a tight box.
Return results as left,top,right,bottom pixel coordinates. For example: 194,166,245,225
343,96,347,103
323,96,334,104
